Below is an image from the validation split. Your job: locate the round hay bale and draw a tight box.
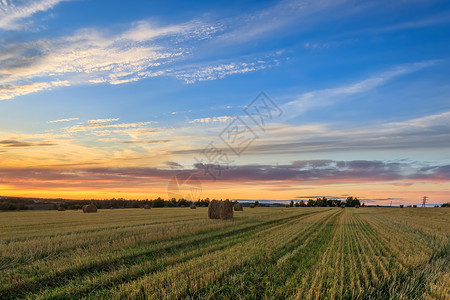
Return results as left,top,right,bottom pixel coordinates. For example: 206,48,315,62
250,204,255,208
413,205,417,208
234,203,243,211
341,204,345,208
399,205,404,208
190,205,197,209
208,200,233,219
220,200,233,219
180,205,186,208
83,204,97,213
144,205,151,209
355,205,360,208
57,207,65,211
208,200,221,219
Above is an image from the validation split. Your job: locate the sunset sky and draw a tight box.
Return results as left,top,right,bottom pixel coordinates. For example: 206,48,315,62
0,0,449,205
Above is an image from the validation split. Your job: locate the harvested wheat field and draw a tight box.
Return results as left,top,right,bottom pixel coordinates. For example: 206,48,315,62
0,207,448,299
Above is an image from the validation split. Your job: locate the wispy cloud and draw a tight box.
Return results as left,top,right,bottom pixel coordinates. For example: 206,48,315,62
0,0,69,30
88,118,120,124
173,60,273,84
0,20,219,100
188,116,233,125
65,121,156,135
280,61,435,121
0,139,56,147
0,160,448,191
47,117,79,123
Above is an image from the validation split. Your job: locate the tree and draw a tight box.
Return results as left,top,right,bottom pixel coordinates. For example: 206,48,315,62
307,199,315,207
255,201,260,206
345,196,360,207
152,197,165,208
289,200,294,207
441,202,450,207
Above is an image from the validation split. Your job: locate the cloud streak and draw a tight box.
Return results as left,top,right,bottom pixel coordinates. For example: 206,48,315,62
47,117,79,123
0,160,448,191
0,0,68,30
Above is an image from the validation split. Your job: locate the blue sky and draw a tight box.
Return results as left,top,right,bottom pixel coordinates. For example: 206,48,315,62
0,0,449,204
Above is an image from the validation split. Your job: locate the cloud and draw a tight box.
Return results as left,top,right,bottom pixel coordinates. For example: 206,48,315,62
173,60,272,84
88,118,119,124
165,161,183,169
0,139,56,147
65,121,155,134
0,0,69,30
47,117,79,123
189,116,233,125
280,61,435,121
0,159,448,191
119,139,171,144
0,20,214,99
230,109,450,156
0,81,69,100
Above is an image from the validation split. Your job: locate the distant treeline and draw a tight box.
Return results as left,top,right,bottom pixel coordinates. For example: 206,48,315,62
1,196,449,211
290,197,361,207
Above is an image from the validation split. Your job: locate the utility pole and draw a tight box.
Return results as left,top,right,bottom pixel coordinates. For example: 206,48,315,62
422,196,428,208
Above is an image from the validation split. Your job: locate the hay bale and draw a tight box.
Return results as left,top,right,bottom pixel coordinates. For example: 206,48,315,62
208,200,233,219
376,205,380,207
400,205,404,208
82,204,97,213
144,205,151,209
250,204,255,208
190,205,197,209
355,205,360,208
234,203,243,211
341,204,345,208
285,204,290,208
221,200,233,219
208,200,221,219
57,207,65,211
180,205,186,208
413,205,417,208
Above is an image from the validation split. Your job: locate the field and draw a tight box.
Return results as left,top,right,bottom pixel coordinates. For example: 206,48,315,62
0,207,449,299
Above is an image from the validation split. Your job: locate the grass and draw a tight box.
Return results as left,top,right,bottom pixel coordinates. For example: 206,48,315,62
0,207,448,299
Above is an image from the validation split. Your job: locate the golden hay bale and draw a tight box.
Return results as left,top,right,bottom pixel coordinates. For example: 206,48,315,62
190,205,197,209
355,205,360,208
250,204,255,208
285,204,290,208
208,200,221,219
208,200,233,219
221,200,233,219
82,204,97,213
144,205,151,209
57,207,65,211
341,204,345,208
234,203,243,211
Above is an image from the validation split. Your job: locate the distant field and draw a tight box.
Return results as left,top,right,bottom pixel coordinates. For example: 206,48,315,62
0,207,448,299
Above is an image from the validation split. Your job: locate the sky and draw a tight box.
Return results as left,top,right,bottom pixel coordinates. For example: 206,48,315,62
0,0,449,205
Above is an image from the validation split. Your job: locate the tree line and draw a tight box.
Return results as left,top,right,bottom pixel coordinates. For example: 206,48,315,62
289,197,361,207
